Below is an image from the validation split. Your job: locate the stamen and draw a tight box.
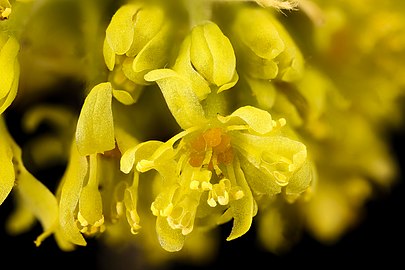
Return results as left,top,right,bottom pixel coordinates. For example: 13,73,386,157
189,128,234,170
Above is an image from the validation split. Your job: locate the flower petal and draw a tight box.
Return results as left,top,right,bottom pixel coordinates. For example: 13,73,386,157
0,35,19,100
131,25,172,84
190,22,237,87
16,167,58,246
218,105,275,134
233,7,284,60
239,155,282,196
173,36,211,100
58,142,88,246
156,215,185,252
285,160,315,202
144,69,206,129
121,140,162,174
103,38,115,71
105,4,140,55
0,118,15,205
76,82,115,156
226,158,255,241
0,58,19,114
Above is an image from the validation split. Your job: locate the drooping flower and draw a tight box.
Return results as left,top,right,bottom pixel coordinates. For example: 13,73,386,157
118,67,315,251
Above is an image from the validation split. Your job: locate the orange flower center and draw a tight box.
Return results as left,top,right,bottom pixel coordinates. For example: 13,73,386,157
188,128,234,169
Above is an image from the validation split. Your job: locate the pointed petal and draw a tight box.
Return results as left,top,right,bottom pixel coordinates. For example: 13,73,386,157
226,158,254,241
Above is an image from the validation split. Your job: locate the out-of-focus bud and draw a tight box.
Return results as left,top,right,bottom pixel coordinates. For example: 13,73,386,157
188,21,238,93
230,6,304,82
103,3,174,85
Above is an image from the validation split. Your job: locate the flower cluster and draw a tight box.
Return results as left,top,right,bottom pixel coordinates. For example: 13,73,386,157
1,0,404,266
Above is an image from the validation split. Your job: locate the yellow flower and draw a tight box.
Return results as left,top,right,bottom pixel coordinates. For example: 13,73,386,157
57,126,145,248
124,69,313,251
0,0,404,267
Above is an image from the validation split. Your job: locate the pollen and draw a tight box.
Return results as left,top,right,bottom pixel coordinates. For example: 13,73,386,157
188,128,234,169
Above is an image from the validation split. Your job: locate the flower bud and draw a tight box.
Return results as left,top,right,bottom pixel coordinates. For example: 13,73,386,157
104,3,174,85
172,21,238,98
231,6,304,82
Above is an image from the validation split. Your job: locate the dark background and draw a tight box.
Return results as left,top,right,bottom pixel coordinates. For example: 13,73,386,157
1,116,404,269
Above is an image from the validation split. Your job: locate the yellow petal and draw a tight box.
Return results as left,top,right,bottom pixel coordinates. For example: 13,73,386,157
0,35,19,99
285,160,315,202
173,36,211,100
112,89,136,105
132,25,172,78
218,105,275,134
0,59,19,114
0,117,15,205
156,215,185,252
144,69,206,129
114,126,139,155
16,167,58,246
226,158,254,241
190,22,237,87
105,4,140,55
239,155,282,196
76,82,115,156
233,7,284,60
125,5,165,57
121,140,162,174
103,38,115,71
58,142,88,246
